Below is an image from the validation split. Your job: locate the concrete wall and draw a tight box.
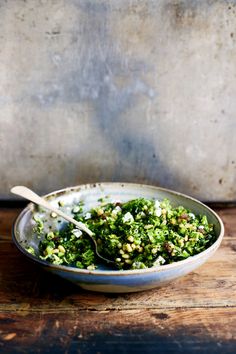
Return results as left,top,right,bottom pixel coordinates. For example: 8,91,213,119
0,0,236,201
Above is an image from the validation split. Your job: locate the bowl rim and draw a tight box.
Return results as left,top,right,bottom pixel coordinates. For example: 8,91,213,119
12,182,225,276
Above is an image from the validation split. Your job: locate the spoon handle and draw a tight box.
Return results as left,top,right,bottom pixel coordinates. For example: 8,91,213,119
11,186,93,236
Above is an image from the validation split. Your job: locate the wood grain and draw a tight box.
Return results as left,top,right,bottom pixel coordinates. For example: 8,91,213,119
0,309,235,353
0,207,235,353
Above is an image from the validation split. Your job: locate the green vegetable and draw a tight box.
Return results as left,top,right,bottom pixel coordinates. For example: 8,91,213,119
34,198,216,270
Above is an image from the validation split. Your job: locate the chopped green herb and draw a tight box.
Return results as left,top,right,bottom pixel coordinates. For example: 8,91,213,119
33,215,44,234
26,246,35,255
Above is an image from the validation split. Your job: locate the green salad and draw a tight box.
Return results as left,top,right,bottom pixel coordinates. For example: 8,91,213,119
32,197,216,270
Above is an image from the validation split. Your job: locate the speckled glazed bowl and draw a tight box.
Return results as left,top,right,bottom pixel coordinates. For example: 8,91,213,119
12,183,224,293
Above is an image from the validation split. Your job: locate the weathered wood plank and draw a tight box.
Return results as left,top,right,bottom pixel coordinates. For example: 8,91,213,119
0,308,235,353
0,208,22,240
216,207,236,239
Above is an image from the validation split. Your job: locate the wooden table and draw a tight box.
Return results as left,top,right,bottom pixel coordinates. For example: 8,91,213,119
0,205,235,353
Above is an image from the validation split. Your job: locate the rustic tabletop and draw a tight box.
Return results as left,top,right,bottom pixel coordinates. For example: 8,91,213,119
0,205,235,353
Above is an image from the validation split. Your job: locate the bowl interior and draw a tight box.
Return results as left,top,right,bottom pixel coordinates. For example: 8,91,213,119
13,183,223,272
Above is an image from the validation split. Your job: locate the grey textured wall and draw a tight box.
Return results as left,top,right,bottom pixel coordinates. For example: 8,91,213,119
0,0,236,201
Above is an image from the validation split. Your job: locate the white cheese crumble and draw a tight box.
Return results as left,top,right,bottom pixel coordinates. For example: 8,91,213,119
155,208,162,217
153,255,166,267
112,206,122,216
198,225,204,230
122,212,134,223
72,206,80,213
72,229,83,238
84,212,91,220
154,199,162,217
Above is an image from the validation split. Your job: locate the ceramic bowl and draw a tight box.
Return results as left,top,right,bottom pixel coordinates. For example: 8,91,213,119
12,183,224,293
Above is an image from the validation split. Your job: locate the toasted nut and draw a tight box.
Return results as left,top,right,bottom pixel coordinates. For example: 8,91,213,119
122,254,130,259
125,259,132,264
58,245,65,253
126,244,133,253
127,236,134,242
97,208,104,216
87,265,96,270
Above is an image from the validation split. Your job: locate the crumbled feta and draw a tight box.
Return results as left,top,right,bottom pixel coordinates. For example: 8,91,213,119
122,212,134,223
84,212,91,220
155,208,162,217
153,256,166,267
72,206,80,213
198,225,204,230
154,200,162,217
72,229,82,238
112,206,122,216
